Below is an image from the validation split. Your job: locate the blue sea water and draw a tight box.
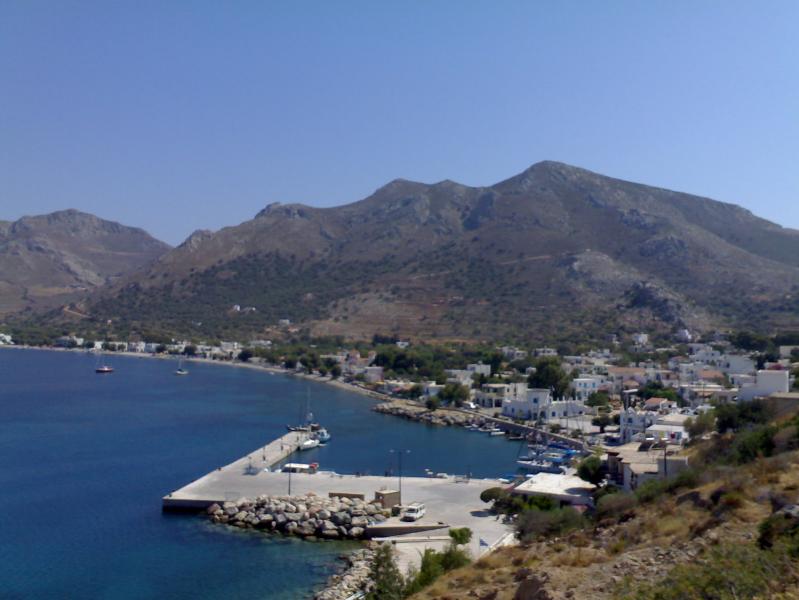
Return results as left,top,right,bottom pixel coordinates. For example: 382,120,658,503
0,349,520,599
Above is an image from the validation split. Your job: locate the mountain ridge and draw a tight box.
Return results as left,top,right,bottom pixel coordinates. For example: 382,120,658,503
13,162,799,343
0,209,170,316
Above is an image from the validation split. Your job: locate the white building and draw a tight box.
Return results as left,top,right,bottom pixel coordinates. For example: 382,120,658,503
479,382,527,410
0,332,13,345
502,388,551,419
533,347,558,358
632,333,650,347
445,369,475,386
571,377,600,402
738,370,790,402
363,366,384,384
619,408,656,444
467,363,492,377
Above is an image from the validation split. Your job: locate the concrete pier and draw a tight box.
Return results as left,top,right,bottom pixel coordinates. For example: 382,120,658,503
162,434,514,565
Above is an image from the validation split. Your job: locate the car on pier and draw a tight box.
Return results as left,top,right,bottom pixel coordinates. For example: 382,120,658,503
402,502,426,521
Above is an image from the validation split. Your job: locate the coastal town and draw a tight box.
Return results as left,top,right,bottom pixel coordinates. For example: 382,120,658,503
5,328,798,497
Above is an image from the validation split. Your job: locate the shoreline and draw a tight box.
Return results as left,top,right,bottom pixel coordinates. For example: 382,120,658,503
0,344,391,403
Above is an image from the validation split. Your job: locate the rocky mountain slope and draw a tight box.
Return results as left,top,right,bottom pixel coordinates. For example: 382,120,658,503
0,210,170,315
42,162,799,342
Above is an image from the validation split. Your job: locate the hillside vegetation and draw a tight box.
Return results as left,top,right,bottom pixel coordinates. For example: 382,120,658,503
401,399,799,600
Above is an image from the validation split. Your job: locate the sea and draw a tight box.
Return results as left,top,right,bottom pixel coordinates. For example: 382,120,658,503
0,348,520,599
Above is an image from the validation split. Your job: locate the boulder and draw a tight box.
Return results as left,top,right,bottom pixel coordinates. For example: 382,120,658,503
349,527,364,538
317,509,331,520
224,506,239,517
321,528,340,539
234,511,249,522
285,512,303,522
350,516,368,528
206,503,221,515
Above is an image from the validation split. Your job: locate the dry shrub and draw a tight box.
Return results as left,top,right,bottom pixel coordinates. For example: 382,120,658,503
551,547,606,568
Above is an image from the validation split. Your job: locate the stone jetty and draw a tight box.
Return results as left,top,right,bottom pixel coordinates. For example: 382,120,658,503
205,492,390,540
373,400,479,427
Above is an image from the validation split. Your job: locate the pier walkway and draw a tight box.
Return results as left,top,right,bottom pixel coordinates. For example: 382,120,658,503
163,437,513,566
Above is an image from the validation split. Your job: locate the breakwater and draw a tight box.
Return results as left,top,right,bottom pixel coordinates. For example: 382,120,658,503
373,401,475,426
206,493,390,540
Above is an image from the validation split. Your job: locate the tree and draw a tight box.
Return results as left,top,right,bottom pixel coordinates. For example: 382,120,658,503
238,349,253,362
438,383,469,406
684,411,715,438
155,344,167,354
330,364,342,379
408,384,423,399
425,397,441,411
366,543,405,600
183,345,197,356
586,391,610,408
318,365,329,377
479,487,505,505
449,527,472,546
528,357,571,399
577,455,607,487
591,413,611,433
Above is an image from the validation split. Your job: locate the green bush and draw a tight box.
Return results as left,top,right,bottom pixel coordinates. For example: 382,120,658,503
634,479,670,504
596,492,637,520
732,425,777,464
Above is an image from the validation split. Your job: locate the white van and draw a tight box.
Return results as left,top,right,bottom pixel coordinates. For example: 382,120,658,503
402,502,426,522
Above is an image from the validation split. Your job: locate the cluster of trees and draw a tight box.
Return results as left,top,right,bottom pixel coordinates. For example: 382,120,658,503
366,528,473,599
526,357,574,399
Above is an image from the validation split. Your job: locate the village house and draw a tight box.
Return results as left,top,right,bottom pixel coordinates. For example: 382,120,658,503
607,441,691,491
511,472,595,508
501,388,551,419
738,369,791,402
478,382,527,409
570,377,601,402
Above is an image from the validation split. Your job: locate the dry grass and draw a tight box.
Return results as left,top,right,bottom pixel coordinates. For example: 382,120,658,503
551,547,607,568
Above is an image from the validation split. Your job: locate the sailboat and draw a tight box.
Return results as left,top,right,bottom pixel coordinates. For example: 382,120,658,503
175,358,189,376
95,351,114,374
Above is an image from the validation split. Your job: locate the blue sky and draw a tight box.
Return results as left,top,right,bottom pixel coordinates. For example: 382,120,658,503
1,1,797,245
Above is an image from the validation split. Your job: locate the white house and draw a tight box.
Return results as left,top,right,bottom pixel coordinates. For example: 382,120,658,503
445,369,474,386
363,366,384,383
0,332,13,345
502,388,551,419
619,408,656,443
738,370,790,402
571,377,600,402
467,363,492,377
477,382,527,409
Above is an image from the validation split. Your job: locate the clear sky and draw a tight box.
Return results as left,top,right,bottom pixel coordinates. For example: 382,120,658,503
1,1,797,245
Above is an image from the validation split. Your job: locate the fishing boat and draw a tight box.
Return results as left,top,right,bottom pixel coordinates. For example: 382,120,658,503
489,429,506,436
299,437,320,451
516,459,565,474
315,428,331,444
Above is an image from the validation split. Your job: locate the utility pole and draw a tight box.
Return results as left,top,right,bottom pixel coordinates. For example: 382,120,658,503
389,449,410,504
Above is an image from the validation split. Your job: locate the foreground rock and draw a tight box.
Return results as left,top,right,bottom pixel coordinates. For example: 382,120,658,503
314,546,375,600
206,493,390,540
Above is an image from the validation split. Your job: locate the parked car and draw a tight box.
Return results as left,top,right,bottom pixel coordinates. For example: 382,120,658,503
402,502,426,521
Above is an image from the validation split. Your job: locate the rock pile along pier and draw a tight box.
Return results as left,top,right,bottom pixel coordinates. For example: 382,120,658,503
206,492,391,540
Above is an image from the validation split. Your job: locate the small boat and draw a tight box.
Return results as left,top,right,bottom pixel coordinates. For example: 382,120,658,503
489,430,506,436
299,438,320,451
95,351,113,374
508,434,525,441
315,428,331,444
175,358,189,376
516,460,565,474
